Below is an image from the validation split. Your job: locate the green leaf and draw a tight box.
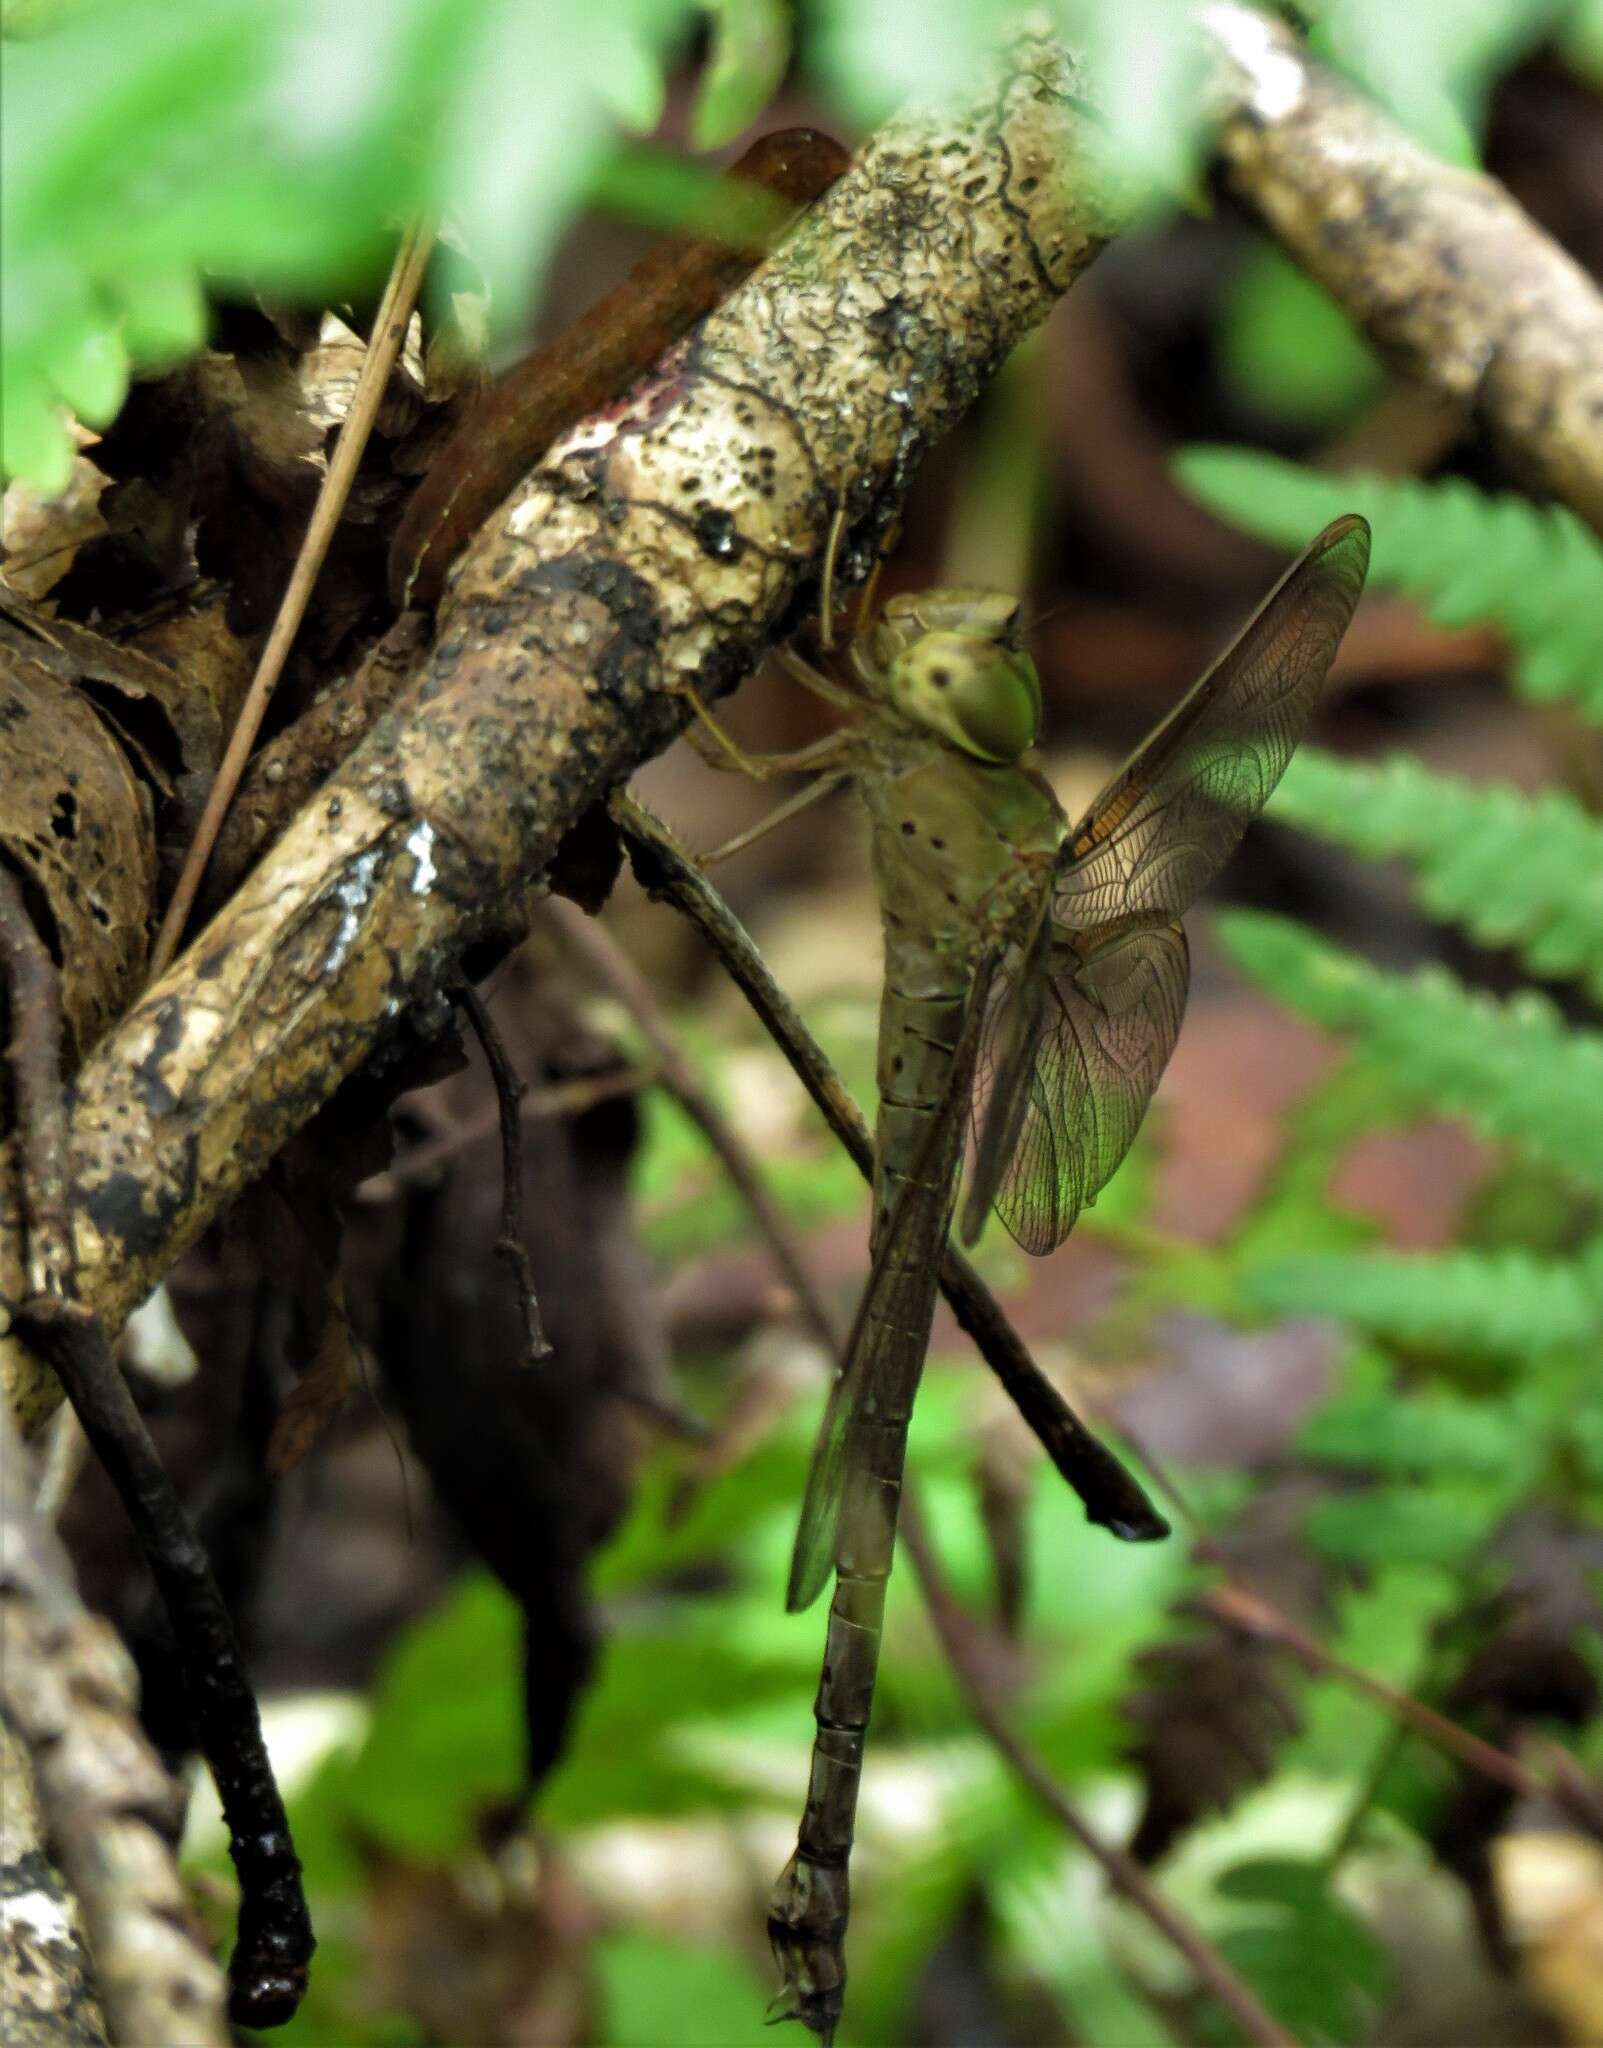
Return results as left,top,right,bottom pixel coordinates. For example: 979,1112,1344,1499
343,1574,524,1858
1215,910,1603,1197
806,0,1010,125
1273,750,1603,1003
1217,243,1381,429
596,1933,770,2047
1302,1384,1548,1474
1210,1855,1389,2044
691,0,791,148
1247,1246,1603,1357
1311,0,1558,161
1303,1482,1511,1568
1175,450,1603,723
2,0,701,484
1565,0,1603,79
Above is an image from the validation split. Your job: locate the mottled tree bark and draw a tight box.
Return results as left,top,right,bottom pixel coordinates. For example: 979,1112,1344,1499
0,1410,228,2047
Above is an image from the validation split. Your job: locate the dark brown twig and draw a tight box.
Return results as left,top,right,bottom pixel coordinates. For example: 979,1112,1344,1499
545,893,844,1368
454,983,552,1363
612,794,1167,1543
369,1061,654,1195
0,867,313,2026
898,1493,1298,2048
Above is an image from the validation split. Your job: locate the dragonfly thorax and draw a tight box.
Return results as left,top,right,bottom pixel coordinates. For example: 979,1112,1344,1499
853,588,1042,765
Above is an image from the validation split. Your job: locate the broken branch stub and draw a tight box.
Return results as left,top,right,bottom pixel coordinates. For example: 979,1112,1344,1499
0,37,1120,1430
1201,2,1603,539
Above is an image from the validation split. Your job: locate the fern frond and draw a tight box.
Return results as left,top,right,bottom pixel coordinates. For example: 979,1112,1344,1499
1215,911,1603,1194
1174,449,1603,721
1246,1246,1602,1355
1273,750,1603,1002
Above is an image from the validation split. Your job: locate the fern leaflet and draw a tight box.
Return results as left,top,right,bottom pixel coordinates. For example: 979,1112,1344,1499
1246,1245,1603,1355
1215,910,1603,1194
1273,750,1603,1002
1175,449,1603,721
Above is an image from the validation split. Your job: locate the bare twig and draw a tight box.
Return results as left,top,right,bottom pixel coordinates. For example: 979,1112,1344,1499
0,871,312,2025
454,983,552,1363
150,221,436,975
612,793,1167,1544
369,1061,654,1193
898,1493,1298,2048
545,894,842,1366
0,1402,228,2048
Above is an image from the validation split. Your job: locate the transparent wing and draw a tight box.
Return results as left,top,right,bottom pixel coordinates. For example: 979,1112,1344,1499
962,919,1189,1255
1055,515,1370,928
787,955,999,1612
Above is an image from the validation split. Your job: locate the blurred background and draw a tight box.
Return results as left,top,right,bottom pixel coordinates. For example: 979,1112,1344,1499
7,2,1603,2043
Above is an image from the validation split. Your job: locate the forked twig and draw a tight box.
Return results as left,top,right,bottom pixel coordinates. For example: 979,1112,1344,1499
1199,1581,1603,1839
150,220,435,975
898,1493,1298,2048
611,794,1167,1543
455,983,552,1364
0,868,313,2026
546,894,844,1367
1115,1416,1603,1840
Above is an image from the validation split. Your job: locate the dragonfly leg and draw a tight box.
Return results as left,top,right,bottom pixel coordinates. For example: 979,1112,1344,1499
776,643,861,714
699,765,850,867
817,495,848,652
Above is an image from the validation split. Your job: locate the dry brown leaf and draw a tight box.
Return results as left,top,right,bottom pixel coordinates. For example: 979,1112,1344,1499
0,612,156,1059
266,1275,354,1477
0,442,111,603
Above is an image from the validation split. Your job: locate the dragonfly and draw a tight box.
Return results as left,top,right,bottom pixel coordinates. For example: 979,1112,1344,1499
757,514,1371,2043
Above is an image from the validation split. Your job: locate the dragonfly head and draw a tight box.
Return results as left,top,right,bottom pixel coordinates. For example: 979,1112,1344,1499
857,589,1042,763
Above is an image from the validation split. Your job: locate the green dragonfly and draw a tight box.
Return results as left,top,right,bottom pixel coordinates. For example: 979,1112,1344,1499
760,515,1371,2042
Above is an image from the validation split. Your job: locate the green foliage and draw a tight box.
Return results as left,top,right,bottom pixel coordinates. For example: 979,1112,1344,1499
1246,1244,1603,1355
1306,0,1563,163
1209,1857,1388,2044
1,0,693,489
1176,449,1603,722
1217,245,1382,431
691,0,791,148
1216,910,1603,1196
15,0,1602,489
1272,750,1603,1003
597,1934,770,2047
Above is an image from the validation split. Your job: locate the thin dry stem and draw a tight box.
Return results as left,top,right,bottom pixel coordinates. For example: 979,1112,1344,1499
898,1493,1298,2048
150,222,436,974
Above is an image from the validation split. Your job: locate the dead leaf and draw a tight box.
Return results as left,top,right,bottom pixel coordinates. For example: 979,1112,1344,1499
267,1275,355,1477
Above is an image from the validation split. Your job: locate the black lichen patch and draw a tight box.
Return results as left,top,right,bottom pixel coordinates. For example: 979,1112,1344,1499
133,997,184,1115
514,555,665,704
85,1166,176,1260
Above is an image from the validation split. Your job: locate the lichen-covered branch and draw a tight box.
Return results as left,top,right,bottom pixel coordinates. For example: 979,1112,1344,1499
0,35,1119,1429
0,1408,229,2047
1201,2,1603,539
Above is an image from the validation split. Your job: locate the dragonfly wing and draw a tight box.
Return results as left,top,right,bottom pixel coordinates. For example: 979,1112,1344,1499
1056,515,1369,927
787,952,1001,1612
965,919,1189,1255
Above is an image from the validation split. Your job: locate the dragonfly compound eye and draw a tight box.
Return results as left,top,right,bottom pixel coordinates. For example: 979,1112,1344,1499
890,632,1042,763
